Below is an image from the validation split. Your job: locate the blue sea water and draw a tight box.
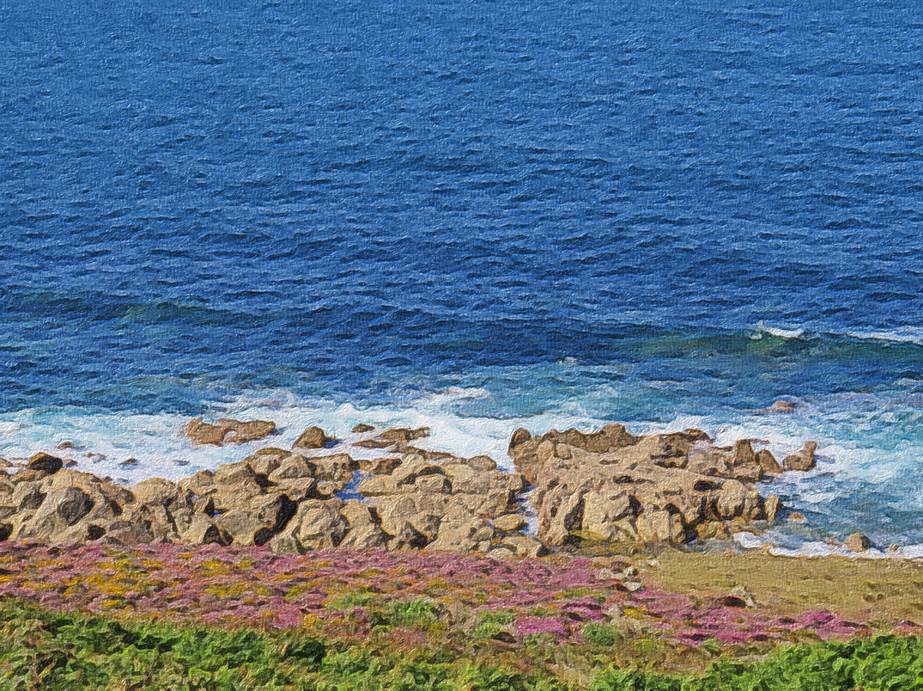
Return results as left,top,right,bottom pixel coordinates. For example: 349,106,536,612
1,1,922,551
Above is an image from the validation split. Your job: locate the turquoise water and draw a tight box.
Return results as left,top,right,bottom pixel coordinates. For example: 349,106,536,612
1,1,921,549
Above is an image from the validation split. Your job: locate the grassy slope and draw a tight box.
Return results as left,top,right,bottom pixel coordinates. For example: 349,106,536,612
0,599,922,690
646,549,923,626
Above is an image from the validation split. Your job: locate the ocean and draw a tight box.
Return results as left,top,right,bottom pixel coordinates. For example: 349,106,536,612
1,1,922,553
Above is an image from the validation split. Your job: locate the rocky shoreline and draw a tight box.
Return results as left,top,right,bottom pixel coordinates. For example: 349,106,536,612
0,419,827,555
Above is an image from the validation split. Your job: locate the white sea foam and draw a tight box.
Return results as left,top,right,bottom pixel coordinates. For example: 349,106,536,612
845,326,923,346
754,321,806,339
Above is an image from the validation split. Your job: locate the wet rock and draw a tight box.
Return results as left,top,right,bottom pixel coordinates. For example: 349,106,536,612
783,442,817,471
293,426,332,449
844,532,872,552
764,495,781,522
184,418,277,446
27,452,63,476
769,399,797,413
756,449,782,474
354,427,430,450
351,423,375,434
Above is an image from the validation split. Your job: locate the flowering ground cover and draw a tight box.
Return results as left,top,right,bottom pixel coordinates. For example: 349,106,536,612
0,542,878,653
1,541,920,689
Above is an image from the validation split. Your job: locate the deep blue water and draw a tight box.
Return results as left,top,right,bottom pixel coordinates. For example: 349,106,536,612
1,2,922,549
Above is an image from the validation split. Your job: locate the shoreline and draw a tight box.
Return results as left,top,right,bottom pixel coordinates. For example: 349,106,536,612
0,416,900,560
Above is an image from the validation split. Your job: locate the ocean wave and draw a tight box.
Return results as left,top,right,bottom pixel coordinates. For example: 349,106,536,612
844,326,923,346
751,320,923,348
753,321,806,339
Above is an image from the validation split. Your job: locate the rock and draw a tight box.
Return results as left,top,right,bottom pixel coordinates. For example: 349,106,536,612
182,516,231,545
498,534,547,558
376,493,441,545
311,454,359,483
764,495,781,522
215,493,297,546
427,505,493,552
467,455,498,472
783,442,817,471
493,514,527,532
788,511,806,523
184,418,276,446
756,449,782,474
351,423,375,434
844,532,872,552
338,501,388,549
354,427,430,450
293,426,332,449
358,456,402,475
513,424,782,548
56,441,78,450
282,500,348,551
131,478,180,506
27,452,63,475
267,454,316,482
508,428,532,451
242,448,290,476
769,399,797,413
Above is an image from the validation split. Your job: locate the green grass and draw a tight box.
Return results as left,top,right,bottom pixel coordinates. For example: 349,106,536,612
0,598,921,690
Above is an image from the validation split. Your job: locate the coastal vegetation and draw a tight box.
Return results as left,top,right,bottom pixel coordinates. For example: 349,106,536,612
1,598,920,689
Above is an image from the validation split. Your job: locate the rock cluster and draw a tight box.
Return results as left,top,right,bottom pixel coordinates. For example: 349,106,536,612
0,420,816,554
507,424,788,545
0,427,539,558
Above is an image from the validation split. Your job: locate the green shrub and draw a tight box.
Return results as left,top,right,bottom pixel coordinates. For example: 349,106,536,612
377,597,441,628
582,622,621,647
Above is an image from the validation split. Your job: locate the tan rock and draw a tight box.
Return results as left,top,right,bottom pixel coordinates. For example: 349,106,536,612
293,426,332,449
215,493,297,546
26,452,63,475
844,532,872,552
756,449,782,474
311,454,358,482
783,442,817,471
131,477,180,506
358,456,402,475
183,418,276,446
493,514,527,532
